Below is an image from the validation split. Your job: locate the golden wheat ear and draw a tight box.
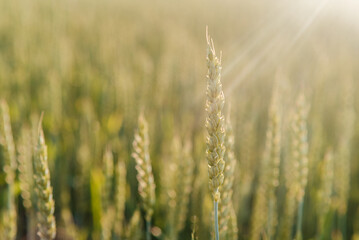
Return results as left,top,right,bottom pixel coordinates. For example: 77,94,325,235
205,28,226,240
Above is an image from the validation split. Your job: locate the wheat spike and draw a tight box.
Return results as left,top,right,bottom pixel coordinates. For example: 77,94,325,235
18,125,37,240
18,126,34,210
0,100,17,240
34,117,56,240
280,94,309,240
219,113,237,239
334,79,355,215
167,136,194,239
227,204,238,240
251,90,281,240
206,28,226,240
132,113,155,240
292,94,309,202
114,159,126,237
205,28,226,202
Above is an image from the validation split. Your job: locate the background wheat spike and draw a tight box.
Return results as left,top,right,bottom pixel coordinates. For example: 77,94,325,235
34,116,56,240
18,125,37,240
250,89,281,240
0,100,17,240
132,113,156,240
292,94,310,240
114,158,127,238
167,136,195,239
219,111,237,239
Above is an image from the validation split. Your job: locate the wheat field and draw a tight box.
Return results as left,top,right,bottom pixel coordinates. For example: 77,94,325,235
0,0,359,239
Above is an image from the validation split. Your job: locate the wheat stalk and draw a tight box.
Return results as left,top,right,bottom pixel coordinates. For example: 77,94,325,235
334,79,355,214
251,89,281,240
317,148,334,236
292,94,309,240
18,125,37,240
227,204,238,240
219,112,237,239
34,116,56,240
126,209,142,240
0,100,17,240
205,27,226,240
132,113,156,240
334,79,355,239
191,216,199,240
101,147,115,240
167,136,194,239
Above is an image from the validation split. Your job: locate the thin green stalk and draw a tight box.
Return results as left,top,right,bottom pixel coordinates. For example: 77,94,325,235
267,198,274,240
214,200,219,240
339,213,347,240
296,200,304,240
146,220,151,240
27,210,36,240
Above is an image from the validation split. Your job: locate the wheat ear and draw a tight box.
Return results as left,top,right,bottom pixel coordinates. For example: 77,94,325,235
0,100,17,240
219,112,237,239
251,90,281,240
205,27,226,240
34,116,56,240
114,159,126,238
227,204,238,240
132,113,156,240
167,137,194,239
265,92,281,240
18,126,37,240
334,79,355,215
292,94,309,240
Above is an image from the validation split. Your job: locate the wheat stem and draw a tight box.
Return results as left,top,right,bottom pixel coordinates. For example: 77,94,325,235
214,200,219,240
296,200,304,240
146,220,151,240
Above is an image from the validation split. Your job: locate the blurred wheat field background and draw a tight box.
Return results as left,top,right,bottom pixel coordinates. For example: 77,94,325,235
0,0,359,239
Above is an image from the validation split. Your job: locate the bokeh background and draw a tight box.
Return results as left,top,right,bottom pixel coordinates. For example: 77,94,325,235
0,0,359,239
